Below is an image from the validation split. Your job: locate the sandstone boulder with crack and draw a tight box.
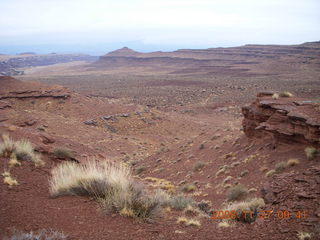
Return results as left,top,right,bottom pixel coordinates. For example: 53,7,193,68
242,93,320,144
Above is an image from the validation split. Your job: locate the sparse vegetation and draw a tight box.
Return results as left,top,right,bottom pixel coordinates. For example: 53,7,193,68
272,93,279,99
297,232,312,240
170,194,194,210
279,91,293,97
192,161,206,171
223,198,265,223
8,154,21,167
53,147,75,159
50,161,162,219
287,158,300,166
218,221,231,228
227,185,248,201
305,146,318,160
134,165,146,175
0,135,44,167
240,170,249,177
181,183,197,193
2,171,18,186
275,161,286,173
177,217,201,227
4,229,67,240
266,169,276,177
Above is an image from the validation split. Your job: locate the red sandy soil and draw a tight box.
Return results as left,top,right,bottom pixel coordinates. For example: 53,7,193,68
0,76,319,240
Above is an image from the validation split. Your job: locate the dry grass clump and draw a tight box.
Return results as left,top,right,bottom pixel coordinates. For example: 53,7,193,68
3,229,67,240
279,91,293,98
305,147,318,160
53,147,75,159
181,183,196,193
0,135,44,167
266,169,276,177
272,93,279,100
144,177,176,194
8,154,21,167
223,198,265,223
2,171,18,186
227,185,248,201
218,221,231,228
275,161,286,173
0,134,15,158
177,217,201,227
134,166,145,175
297,232,312,240
50,161,161,219
287,158,300,167
192,161,206,171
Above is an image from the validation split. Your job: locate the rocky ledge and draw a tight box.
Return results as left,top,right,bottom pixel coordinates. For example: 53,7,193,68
242,92,320,144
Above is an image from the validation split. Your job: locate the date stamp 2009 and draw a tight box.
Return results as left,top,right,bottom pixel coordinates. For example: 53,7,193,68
211,210,307,220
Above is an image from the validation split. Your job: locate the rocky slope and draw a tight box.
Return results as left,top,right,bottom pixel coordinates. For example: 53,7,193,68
242,92,320,145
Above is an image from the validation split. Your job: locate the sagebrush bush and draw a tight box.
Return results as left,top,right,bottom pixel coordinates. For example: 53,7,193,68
170,194,194,210
305,147,318,160
192,161,206,171
50,161,161,219
227,185,248,201
53,147,75,159
223,198,265,223
181,183,196,193
4,229,67,240
275,161,286,173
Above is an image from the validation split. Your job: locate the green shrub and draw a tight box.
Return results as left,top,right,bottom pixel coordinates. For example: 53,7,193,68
192,161,206,171
181,183,196,193
275,161,286,173
170,194,194,210
305,147,318,160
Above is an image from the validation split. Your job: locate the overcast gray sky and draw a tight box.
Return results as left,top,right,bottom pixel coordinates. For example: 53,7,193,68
0,0,319,54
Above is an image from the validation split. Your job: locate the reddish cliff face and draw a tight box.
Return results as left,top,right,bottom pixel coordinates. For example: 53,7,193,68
242,92,320,145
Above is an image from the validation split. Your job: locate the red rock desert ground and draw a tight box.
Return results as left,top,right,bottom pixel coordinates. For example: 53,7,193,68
1,42,320,240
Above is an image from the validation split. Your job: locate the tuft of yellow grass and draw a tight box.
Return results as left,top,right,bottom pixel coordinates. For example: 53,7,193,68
2,171,18,186
272,93,279,99
176,217,188,224
15,140,45,167
266,169,276,177
279,91,293,98
218,221,230,228
50,160,162,219
8,154,21,167
0,134,15,158
287,158,300,167
297,232,312,240
186,219,201,227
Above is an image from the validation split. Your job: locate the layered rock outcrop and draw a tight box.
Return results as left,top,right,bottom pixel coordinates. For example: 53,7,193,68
242,92,320,144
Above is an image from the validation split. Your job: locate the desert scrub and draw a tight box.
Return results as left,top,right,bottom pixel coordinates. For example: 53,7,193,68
181,183,196,193
305,146,318,160
279,91,293,97
0,135,44,167
192,161,206,171
287,158,300,167
297,232,312,240
223,198,265,223
50,161,161,219
275,161,286,173
4,229,67,240
272,93,279,99
170,194,194,210
134,165,145,175
53,147,75,159
226,185,248,201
